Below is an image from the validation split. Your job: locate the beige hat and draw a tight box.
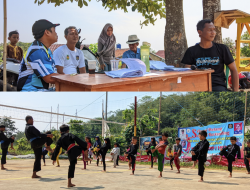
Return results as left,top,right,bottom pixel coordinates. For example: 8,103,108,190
126,35,140,44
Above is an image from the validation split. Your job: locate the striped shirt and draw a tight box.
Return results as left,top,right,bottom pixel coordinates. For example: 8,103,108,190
17,40,55,91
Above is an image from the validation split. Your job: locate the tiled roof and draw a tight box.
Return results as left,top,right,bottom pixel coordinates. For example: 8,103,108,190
115,48,129,57
49,44,89,53
155,50,165,59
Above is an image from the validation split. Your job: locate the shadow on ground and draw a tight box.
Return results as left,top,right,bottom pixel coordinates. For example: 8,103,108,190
60,186,104,190
204,181,239,185
39,178,65,182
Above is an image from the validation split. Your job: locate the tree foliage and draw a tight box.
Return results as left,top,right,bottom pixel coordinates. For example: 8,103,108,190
0,117,18,137
34,0,166,27
89,43,98,54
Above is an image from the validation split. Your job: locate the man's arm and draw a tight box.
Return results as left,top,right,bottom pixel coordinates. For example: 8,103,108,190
228,62,239,92
55,66,65,74
79,67,86,74
42,73,60,84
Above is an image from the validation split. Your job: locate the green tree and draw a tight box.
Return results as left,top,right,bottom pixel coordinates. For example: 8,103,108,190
0,117,17,137
241,31,250,65
89,43,98,54
223,37,236,57
35,0,165,27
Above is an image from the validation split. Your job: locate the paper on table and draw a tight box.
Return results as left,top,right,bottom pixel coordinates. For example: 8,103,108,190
120,58,146,75
150,61,174,70
105,69,143,78
177,77,182,83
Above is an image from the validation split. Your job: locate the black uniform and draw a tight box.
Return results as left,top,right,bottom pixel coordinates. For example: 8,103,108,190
52,133,87,179
127,144,138,174
25,124,53,172
100,143,109,171
146,142,156,168
0,131,14,165
219,144,241,173
191,139,210,177
244,147,250,172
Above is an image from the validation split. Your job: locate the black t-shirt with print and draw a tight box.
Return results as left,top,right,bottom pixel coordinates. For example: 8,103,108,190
244,147,250,158
181,43,234,88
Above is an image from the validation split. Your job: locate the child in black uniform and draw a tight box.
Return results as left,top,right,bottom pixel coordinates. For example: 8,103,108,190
125,137,138,175
52,124,91,187
244,139,250,174
0,125,15,170
146,137,156,168
191,130,210,182
97,138,111,172
24,116,53,178
218,136,241,177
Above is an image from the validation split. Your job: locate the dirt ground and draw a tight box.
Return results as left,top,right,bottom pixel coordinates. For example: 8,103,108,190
0,159,249,190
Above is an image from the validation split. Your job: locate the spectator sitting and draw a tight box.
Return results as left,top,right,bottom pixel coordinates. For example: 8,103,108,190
7,30,23,62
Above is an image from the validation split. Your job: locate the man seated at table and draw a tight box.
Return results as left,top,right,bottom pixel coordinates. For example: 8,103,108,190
181,19,239,92
17,19,60,92
53,26,86,74
121,35,141,68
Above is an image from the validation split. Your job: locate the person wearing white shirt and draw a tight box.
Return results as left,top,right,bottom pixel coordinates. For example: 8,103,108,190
53,26,86,74
111,143,119,168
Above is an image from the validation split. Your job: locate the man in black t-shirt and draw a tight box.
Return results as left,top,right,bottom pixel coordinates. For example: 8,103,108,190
182,19,239,91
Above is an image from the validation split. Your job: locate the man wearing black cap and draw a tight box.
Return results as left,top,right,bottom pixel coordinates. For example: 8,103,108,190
17,19,61,91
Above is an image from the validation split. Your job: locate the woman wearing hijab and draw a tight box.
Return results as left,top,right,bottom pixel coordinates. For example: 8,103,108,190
97,24,116,71
146,137,156,168
98,138,111,172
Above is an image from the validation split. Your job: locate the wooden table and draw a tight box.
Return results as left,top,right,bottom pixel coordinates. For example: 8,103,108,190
52,70,214,91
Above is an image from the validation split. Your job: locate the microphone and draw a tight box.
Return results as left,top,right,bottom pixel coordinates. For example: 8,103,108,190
191,65,197,70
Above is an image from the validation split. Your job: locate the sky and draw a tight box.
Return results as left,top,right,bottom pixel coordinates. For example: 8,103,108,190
0,92,183,132
0,0,249,52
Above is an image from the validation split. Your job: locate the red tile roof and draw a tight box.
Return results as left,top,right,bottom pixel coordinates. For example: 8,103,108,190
49,44,89,53
115,48,129,57
155,50,165,59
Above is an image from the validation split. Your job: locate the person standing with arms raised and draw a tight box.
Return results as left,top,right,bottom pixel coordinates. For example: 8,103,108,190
97,23,116,71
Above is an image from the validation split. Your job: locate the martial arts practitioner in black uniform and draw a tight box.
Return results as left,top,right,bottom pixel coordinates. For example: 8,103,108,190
97,138,111,172
125,136,138,175
218,136,241,177
191,130,210,182
0,125,15,170
52,124,91,187
24,115,53,178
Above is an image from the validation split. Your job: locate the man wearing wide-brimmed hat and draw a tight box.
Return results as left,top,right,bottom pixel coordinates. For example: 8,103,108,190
121,35,141,68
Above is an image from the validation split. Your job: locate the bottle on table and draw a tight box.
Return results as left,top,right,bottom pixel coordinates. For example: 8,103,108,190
140,42,150,72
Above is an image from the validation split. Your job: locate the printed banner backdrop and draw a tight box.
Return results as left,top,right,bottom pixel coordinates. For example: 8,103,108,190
178,121,244,158
139,136,162,151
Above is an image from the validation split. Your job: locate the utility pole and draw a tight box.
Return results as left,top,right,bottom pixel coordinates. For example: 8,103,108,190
102,100,104,137
3,0,7,91
76,109,77,120
63,112,65,123
244,92,248,133
134,96,137,136
50,106,52,130
158,92,162,135
57,104,59,130
105,92,108,121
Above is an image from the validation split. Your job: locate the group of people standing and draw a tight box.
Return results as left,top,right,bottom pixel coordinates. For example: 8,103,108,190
1,117,250,187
